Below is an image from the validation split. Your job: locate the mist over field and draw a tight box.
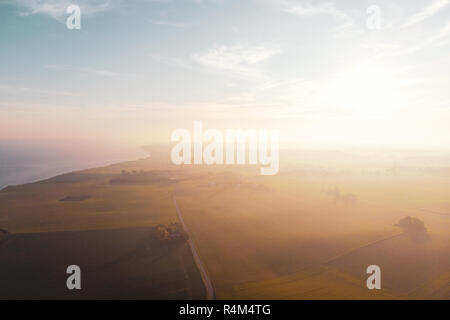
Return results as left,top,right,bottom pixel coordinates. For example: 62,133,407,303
1,144,449,299
1,0,449,301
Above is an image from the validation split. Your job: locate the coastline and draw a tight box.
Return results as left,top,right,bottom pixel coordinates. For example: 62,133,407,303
0,156,147,191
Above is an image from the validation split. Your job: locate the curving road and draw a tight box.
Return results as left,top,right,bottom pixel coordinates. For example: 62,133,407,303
173,196,216,300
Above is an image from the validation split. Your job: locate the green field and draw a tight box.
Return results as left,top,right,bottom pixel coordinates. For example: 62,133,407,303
1,151,449,299
0,160,206,299
0,227,205,299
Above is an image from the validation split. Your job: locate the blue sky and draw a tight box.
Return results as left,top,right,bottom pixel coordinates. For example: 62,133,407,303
1,0,449,146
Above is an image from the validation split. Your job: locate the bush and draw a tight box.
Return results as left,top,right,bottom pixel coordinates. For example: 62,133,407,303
155,223,188,242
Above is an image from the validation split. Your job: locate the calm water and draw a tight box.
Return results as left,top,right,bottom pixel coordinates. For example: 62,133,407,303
0,141,147,190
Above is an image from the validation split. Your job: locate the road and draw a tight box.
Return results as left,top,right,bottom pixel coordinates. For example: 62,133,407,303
173,196,216,300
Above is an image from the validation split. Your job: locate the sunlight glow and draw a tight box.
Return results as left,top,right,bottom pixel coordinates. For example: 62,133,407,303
330,62,400,116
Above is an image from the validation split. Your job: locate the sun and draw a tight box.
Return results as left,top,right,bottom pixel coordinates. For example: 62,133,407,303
329,62,399,116
302,61,411,145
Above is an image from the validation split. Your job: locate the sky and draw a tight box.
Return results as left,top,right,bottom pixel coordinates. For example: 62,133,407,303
0,0,449,147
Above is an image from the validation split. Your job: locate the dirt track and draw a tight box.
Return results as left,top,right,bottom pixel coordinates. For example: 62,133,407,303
173,196,216,300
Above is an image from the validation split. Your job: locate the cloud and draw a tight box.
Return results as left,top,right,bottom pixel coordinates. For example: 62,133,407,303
365,20,450,60
10,0,112,20
149,19,189,28
191,43,280,79
427,21,450,46
275,0,356,32
399,21,450,54
0,83,77,97
148,54,193,70
44,64,126,77
284,1,348,20
402,0,450,28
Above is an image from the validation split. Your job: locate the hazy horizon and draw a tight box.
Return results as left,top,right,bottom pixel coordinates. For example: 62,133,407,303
1,0,450,147
0,0,449,302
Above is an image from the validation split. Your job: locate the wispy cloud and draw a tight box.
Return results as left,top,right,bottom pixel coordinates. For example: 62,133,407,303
44,64,127,77
10,0,112,20
191,43,280,79
276,0,356,32
283,1,348,20
402,0,450,28
149,19,189,28
382,21,450,56
428,21,450,46
148,54,193,70
0,83,77,97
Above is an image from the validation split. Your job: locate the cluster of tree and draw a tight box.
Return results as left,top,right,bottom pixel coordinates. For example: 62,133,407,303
0,228,9,242
121,169,145,175
325,187,357,206
397,216,427,233
59,195,90,202
397,216,429,243
110,170,172,185
154,223,188,243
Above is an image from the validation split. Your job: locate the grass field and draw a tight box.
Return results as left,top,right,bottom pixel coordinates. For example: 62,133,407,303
0,159,206,299
1,148,449,299
0,227,205,299
171,162,450,299
0,169,178,233
225,266,400,299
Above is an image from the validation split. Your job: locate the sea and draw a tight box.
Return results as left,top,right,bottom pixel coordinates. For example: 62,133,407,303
0,140,148,190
